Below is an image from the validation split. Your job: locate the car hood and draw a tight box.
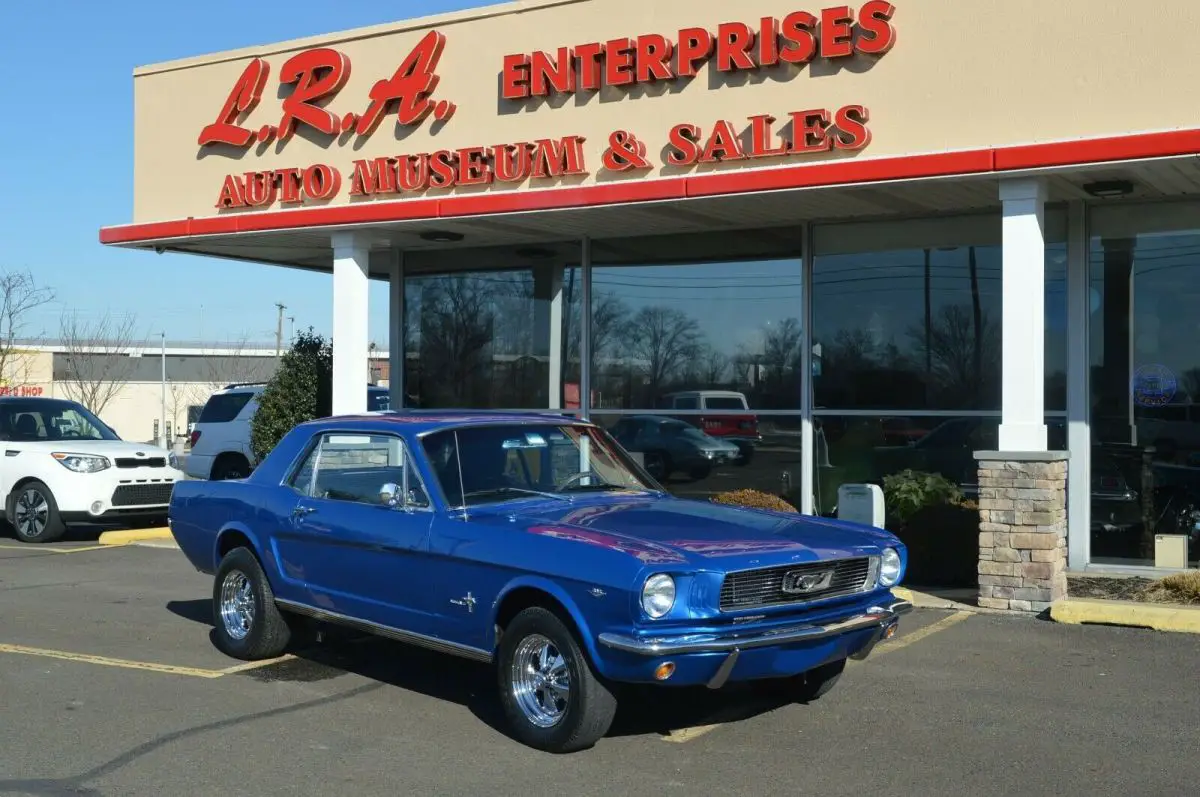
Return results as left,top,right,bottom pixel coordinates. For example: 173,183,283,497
9,440,172,458
501,494,897,569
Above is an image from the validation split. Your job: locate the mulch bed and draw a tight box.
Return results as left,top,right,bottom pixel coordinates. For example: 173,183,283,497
1067,576,1157,602
1068,574,1200,605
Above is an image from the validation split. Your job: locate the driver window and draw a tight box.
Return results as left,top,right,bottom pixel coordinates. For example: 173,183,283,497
290,432,430,508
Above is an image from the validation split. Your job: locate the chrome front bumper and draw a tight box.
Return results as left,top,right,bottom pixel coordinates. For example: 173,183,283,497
598,601,913,657
598,600,912,690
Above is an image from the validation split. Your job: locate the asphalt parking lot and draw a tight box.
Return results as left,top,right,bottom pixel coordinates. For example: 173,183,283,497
3,541,1200,796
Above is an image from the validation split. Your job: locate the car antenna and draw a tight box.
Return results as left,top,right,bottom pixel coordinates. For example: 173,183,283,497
453,429,468,521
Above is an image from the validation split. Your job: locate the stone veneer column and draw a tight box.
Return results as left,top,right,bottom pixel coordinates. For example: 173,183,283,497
974,451,1069,612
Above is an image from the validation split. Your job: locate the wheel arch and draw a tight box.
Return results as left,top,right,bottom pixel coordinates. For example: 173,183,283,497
490,578,605,673
213,524,266,574
5,476,53,522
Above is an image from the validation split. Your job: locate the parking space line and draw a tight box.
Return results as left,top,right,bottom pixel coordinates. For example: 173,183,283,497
664,611,974,743
217,655,297,674
0,543,129,554
865,610,973,659
662,724,721,743
0,643,227,678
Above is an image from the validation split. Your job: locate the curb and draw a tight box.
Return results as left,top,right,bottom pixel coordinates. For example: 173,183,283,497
98,527,174,546
1050,597,1200,634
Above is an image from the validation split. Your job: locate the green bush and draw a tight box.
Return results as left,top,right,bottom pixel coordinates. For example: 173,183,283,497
881,469,963,526
249,329,333,462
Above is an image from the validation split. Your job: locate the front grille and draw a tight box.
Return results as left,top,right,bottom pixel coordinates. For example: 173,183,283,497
719,557,874,612
114,457,166,469
111,483,175,507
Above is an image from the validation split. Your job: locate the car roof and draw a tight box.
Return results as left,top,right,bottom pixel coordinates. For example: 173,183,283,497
297,410,585,435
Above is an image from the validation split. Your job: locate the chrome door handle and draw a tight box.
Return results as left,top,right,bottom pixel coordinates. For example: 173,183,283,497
292,506,317,517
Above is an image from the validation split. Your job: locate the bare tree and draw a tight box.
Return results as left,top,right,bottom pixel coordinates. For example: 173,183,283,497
57,311,143,416
625,306,703,396
0,270,55,387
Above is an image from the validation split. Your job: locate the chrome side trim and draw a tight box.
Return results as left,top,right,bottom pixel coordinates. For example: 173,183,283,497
275,598,493,663
598,600,914,656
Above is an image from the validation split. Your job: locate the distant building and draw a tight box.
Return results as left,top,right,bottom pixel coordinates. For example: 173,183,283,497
2,341,390,444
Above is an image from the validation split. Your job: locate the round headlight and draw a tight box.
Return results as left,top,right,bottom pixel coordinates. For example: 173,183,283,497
641,574,676,619
879,547,902,586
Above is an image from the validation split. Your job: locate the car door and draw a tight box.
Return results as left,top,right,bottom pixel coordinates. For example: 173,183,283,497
276,431,436,636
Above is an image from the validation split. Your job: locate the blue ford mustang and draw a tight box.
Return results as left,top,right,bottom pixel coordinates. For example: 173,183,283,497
168,411,910,753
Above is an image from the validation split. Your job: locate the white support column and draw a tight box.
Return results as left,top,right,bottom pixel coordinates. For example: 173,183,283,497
1066,200,1091,570
332,232,371,416
799,221,815,515
999,178,1049,451
548,268,564,409
389,249,405,410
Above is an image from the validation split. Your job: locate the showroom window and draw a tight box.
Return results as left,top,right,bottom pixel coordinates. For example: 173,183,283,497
582,225,804,503
1089,200,1200,568
402,257,580,410
811,211,1068,412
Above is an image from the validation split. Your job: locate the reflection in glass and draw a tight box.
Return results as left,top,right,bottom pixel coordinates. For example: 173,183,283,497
812,212,1067,411
592,413,804,505
1090,204,1200,567
403,266,580,409
587,229,803,411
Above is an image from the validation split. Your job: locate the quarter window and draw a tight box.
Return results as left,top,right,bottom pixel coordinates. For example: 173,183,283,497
288,433,430,508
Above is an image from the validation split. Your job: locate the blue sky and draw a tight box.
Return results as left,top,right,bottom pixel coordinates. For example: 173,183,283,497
0,0,502,348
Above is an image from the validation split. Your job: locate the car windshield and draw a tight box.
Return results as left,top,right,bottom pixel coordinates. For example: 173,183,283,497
659,420,709,441
421,422,660,507
0,399,120,442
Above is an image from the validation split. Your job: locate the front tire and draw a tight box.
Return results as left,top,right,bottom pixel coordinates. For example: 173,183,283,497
11,481,66,544
497,606,617,753
212,547,292,660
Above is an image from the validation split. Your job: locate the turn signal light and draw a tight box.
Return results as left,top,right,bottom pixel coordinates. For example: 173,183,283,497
884,623,898,640
654,662,676,681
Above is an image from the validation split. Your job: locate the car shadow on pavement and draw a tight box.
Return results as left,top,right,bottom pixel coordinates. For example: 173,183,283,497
165,598,794,742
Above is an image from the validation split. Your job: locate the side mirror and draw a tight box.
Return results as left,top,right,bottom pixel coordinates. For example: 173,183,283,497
379,482,401,507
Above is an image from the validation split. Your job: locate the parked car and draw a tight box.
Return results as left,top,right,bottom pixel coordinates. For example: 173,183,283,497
608,414,742,480
658,390,762,464
168,411,911,753
1,396,184,543
186,383,398,481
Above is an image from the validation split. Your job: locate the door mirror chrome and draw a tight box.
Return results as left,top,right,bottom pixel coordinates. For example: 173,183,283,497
380,482,401,507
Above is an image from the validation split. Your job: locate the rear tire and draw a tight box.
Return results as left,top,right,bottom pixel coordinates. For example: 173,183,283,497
212,547,292,660
497,606,617,753
10,481,66,544
211,453,250,481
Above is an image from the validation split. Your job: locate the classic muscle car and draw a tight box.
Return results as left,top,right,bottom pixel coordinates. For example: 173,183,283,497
167,411,911,753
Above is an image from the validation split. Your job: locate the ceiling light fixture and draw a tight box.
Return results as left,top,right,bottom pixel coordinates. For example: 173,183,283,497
419,230,464,243
1082,180,1134,198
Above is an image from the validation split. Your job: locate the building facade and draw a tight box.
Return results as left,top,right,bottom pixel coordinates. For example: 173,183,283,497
99,0,1200,592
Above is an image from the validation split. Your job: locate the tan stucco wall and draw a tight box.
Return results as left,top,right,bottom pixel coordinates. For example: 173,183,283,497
130,0,1200,224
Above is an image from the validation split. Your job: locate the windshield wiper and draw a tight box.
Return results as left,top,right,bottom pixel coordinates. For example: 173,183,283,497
461,487,573,504
555,471,653,493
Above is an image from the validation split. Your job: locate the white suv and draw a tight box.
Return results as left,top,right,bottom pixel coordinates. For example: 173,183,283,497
186,383,394,480
1,396,184,543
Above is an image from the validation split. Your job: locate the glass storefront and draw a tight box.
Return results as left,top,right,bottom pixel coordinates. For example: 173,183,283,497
392,200,1200,571
1090,201,1200,567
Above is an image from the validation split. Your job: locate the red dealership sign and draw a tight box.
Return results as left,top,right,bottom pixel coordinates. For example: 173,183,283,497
203,3,894,211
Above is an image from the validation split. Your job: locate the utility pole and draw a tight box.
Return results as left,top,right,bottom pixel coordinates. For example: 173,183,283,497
160,332,167,449
274,302,286,357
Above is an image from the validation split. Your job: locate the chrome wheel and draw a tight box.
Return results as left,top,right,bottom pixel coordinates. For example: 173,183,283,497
15,489,49,539
219,571,255,641
511,634,571,728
